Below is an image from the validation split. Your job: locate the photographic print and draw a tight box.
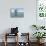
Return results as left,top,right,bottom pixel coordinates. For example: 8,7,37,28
10,8,24,17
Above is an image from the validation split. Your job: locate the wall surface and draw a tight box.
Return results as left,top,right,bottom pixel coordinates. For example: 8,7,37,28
0,0,36,42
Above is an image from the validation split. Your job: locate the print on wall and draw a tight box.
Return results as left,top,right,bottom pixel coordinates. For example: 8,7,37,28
10,8,24,17
37,0,46,17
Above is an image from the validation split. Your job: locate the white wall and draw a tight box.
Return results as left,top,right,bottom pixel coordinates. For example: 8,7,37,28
0,0,36,42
